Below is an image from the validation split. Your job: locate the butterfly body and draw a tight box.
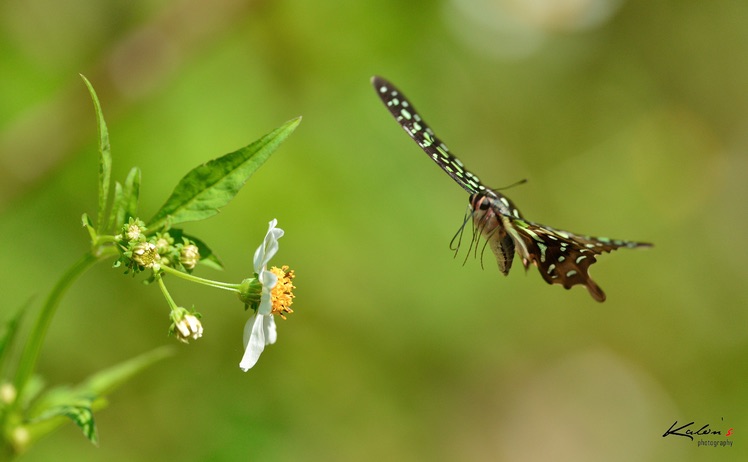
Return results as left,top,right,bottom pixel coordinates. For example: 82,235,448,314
470,192,519,275
372,76,651,302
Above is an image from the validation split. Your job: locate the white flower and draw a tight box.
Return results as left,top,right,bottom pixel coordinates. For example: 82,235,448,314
240,219,284,371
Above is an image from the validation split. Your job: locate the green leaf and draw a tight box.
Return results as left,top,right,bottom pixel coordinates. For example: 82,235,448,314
19,375,46,411
0,301,29,377
78,345,174,397
147,117,301,231
123,167,141,224
23,346,174,447
32,402,99,446
80,75,112,234
110,181,124,232
113,167,141,231
190,234,223,271
81,212,97,245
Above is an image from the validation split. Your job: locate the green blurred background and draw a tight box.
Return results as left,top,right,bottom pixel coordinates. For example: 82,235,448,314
1,0,746,460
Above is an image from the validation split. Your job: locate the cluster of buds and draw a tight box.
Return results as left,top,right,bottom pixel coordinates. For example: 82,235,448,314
111,218,209,345
114,218,201,274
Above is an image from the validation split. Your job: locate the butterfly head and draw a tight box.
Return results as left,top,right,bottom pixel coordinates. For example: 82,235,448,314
470,191,522,220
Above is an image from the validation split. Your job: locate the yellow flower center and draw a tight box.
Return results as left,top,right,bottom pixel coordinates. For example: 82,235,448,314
132,242,160,268
269,265,295,319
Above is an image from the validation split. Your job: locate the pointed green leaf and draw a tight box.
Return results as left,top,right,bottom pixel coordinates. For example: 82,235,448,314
190,234,223,271
123,167,141,224
32,402,99,446
110,181,124,232
0,301,29,377
81,212,95,240
113,167,141,231
19,375,46,410
80,75,112,234
147,117,301,231
78,345,174,397
23,346,173,446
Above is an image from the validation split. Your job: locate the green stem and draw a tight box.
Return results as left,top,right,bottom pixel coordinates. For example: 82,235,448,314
159,265,241,293
12,252,100,403
155,275,178,311
94,235,121,248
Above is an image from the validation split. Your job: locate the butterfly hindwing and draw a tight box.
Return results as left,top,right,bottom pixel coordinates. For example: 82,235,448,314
505,218,651,302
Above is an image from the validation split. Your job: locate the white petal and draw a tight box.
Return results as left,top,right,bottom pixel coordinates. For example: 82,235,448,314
242,312,258,346
263,314,277,345
252,219,284,272
257,269,279,316
253,244,266,274
260,232,281,266
259,268,279,288
240,313,266,371
258,287,273,315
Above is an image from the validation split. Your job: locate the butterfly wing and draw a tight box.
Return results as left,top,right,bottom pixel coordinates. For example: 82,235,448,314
503,217,652,302
372,76,489,196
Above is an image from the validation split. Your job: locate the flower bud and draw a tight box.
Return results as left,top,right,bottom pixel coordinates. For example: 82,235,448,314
122,218,147,242
170,309,203,343
180,244,200,270
154,233,174,255
131,242,160,268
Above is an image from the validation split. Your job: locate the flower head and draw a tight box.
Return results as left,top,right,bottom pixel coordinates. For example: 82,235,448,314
120,218,147,243
239,219,296,371
169,307,203,343
131,242,160,269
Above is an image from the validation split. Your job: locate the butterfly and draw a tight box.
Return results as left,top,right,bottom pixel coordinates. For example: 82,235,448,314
372,76,652,302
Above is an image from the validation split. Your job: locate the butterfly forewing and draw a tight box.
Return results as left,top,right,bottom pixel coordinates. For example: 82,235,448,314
372,76,486,196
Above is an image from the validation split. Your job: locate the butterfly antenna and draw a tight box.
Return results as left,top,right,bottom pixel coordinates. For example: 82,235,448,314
489,178,528,191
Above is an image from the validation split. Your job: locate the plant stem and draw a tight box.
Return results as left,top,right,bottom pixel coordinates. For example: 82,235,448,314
159,265,241,292
155,275,178,311
12,252,100,403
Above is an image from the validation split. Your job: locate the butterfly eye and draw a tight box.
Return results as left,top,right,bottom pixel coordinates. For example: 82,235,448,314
470,194,490,211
